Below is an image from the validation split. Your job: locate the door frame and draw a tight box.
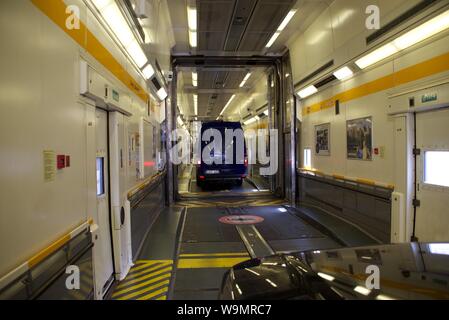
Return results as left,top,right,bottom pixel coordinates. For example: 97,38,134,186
169,55,294,203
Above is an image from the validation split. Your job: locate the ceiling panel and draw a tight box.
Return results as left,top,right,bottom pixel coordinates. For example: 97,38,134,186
198,0,234,32
246,1,294,33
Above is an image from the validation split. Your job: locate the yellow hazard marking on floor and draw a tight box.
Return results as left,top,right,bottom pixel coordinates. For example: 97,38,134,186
116,266,172,289
177,257,249,269
175,198,287,208
112,260,173,300
127,260,169,273
179,252,249,258
116,279,170,300
137,286,169,300
120,262,172,283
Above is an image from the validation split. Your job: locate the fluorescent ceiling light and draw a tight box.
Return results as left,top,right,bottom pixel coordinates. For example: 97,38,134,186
244,116,258,126
317,272,335,282
187,6,197,48
429,243,449,255
193,94,198,115
263,109,269,116
393,10,449,50
356,9,449,69
239,73,252,87
266,32,280,48
187,6,197,31
333,66,353,80
354,286,371,296
92,0,148,69
142,64,155,79
192,72,198,87
265,9,297,48
355,43,398,69
189,31,197,48
278,9,297,31
297,85,318,99
157,87,167,100
218,94,236,117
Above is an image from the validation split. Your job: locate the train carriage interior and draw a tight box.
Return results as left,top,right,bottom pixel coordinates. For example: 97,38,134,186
2,0,449,305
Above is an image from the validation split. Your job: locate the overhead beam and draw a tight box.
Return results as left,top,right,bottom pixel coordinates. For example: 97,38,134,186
183,88,250,94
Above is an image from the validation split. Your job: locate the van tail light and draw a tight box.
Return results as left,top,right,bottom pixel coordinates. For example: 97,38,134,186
244,157,248,167
199,176,205,180
197,160,201,165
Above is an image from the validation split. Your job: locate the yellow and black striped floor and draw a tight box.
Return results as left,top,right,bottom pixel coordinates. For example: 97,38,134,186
112,260,173,300
175,197,287,208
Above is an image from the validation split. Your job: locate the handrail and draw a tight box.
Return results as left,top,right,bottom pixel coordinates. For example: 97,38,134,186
298,168,395,190
0,218,93,292
127,169,166,199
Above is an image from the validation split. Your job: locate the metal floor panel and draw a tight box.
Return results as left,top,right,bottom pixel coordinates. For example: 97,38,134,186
189,178,257,194
269,238,341,253
149,200,365,300
138,207,183,260
180,242,248,254
173,268,229,292
242,206,323,240
182,207,241,243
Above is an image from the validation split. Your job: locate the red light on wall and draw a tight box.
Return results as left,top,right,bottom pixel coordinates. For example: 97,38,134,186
144,161,155,167
57,155,66,169
65,155,70,167
374,148,379,155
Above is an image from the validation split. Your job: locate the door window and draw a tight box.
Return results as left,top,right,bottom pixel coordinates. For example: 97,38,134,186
423,151,449,187
96,157,105,196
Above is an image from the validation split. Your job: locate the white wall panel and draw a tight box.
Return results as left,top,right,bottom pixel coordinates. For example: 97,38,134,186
0,0,169,278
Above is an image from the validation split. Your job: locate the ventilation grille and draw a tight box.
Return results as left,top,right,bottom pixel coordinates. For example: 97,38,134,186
315,75,337,89
151,78,161,91
295,60,334,88
366,0,438,45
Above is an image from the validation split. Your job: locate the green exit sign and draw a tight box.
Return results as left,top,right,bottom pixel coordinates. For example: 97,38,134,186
112,89,120,102
421,93,437,103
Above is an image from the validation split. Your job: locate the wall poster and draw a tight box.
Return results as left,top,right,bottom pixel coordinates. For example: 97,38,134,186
346,116,373,160
315,123,330,156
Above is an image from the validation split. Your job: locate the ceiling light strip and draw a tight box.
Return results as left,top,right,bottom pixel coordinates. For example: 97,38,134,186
265,9,297,48
187,5,197,48
239,73,251,87
356,9,449,69
91,0,148,69
217,94,236,119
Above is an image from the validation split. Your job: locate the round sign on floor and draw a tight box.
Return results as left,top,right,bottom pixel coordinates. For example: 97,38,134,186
219,215,264,225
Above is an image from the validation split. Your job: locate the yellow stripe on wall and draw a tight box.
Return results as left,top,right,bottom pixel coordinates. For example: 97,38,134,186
303,51,449,116
30,0,149,103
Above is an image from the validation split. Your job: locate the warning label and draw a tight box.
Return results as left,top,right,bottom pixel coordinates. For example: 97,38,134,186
219,215,264,225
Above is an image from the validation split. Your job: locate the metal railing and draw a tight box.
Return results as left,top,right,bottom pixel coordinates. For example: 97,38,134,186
0,221,94,300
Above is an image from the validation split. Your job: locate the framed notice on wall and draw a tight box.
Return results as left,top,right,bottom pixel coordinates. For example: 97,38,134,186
346,116,373,161
315,123,330,156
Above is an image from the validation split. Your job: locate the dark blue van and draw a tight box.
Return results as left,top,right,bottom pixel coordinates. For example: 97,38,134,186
196,121,247,188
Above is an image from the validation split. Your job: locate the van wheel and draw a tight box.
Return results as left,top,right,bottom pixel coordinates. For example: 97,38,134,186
236,179,243,187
